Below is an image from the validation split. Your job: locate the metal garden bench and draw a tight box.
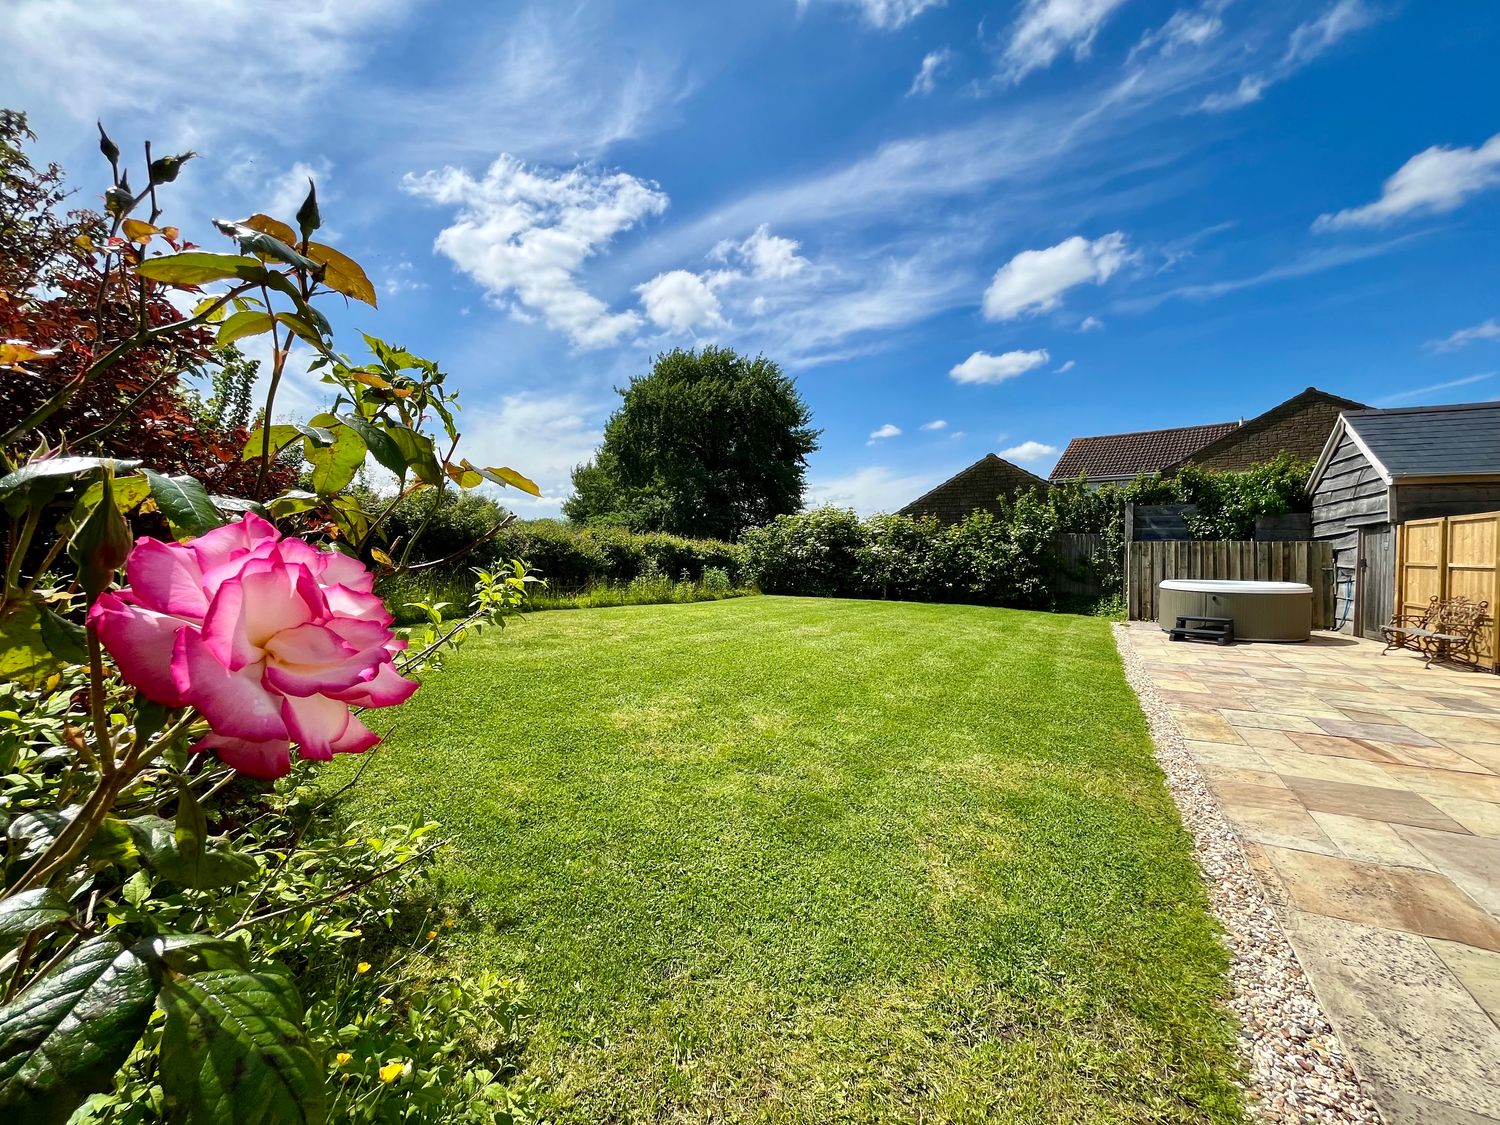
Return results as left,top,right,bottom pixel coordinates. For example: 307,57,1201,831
1380,595,1490,669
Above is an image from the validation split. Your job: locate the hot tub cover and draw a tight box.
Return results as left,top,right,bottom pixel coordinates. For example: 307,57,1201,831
1158,580,1312,594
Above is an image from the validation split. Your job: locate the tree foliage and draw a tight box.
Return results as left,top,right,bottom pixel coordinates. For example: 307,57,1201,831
564,346,820,540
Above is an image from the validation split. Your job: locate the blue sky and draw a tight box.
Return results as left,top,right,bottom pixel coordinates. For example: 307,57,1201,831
6,1,1499,515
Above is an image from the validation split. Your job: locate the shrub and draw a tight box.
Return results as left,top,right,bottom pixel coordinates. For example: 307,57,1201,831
743,505,1057,609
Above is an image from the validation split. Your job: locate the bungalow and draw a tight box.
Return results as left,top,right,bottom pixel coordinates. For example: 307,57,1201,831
1048,387,1366,487
897,454,1048,525
1308,401,1500,637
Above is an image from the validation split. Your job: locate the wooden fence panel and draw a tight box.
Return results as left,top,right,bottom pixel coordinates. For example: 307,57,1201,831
1393,513,1499,670
1053,533,1107,597
1126,540,1335,626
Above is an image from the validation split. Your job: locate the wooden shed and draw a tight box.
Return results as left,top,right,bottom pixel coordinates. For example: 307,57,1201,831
1308,402,1500,637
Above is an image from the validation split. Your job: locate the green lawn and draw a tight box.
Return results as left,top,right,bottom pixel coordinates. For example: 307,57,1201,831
336,596,1244,1123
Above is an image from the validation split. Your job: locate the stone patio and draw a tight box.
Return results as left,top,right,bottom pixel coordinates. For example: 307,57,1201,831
1125,622,1500,1125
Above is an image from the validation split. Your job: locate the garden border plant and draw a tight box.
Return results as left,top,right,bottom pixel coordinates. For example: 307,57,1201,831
0,117,541,1123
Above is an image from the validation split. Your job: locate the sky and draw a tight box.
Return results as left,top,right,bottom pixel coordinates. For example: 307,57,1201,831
5,0,1499,517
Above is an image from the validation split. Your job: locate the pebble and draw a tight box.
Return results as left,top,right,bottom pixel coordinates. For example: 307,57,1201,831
1113,625,1384,1125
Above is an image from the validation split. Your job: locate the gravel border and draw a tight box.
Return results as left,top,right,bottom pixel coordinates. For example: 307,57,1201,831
1112,624,1383,1125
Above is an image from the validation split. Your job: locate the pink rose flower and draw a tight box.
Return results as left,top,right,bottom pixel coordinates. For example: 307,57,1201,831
89,513,417,779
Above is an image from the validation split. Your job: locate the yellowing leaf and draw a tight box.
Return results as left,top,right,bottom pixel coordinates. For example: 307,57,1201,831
74,233,95,253
444,460,483,489
122,218,159,243
485,466,540,496
242,213,298,246
371,548,394,568
0,341,59,367
347,371,391,390
306,241,378,308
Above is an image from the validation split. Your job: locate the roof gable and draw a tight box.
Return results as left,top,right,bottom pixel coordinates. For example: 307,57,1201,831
899,454,1048,523
1168,386,1366,470
1048,422,1238,482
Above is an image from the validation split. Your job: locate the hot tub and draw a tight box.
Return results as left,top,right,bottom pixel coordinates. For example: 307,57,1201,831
1156,579,1313,642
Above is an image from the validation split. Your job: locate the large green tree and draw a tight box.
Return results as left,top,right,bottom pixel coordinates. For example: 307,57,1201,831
565,346,820,539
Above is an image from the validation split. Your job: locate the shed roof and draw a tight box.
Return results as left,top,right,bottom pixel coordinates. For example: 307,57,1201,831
1048,421,1239,483
898,454,1048,523
1310,401,1500,487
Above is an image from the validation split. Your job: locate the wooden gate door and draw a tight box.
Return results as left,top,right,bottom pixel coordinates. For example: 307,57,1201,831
1358,524,1394,638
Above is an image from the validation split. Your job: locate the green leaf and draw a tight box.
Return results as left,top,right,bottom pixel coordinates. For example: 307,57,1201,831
123,815,258,891
135,251,266,287
158,967,328,1125
386,425,443,487
36,603,86,664
275,312,326,348
267,490,321,519
0,456,140,518
216,310,275,345
0,936,158,1125
0,888,71,955
211,220,323,276
305,415,366,495
335,414,405,479
74,472,151,521
0,600,61,686
142,470,225,539
242,424,303,461
209,495,269,519
292,423,332,448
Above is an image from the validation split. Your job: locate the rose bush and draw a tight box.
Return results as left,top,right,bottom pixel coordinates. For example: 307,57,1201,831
89,514,417,778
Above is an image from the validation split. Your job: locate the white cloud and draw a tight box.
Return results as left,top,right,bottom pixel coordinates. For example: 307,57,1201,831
920,419,948,430
1055,359,1076,373
458,392,605,514
799,0,944,30
950,349,1051,384
1373,372,1496,408
1131,5,1225,60
867,423,903,443
999,440,1060,462
806,465,938,516
908,48,955,96
1198,1,1378,115
1001,0,1129,83
983,233,1129,320
711,224,809,281
4,0,410,140
950,431,966,440
1285,0,1377,66
1079,315,1104,331
1314,133,1500,231
1428,318,1500,352
403,155,667,349
636,270,724,333
1199,75,1267,112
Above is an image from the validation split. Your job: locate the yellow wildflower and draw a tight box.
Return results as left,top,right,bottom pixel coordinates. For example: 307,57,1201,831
379,996,392,1005
335,1052,352,1067
443,918,455,928
356,962,371,975
426,929,438,940
378,1061,405,1084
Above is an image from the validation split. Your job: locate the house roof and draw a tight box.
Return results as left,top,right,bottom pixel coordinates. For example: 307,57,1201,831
1166,386,1367,471
1310,401,1500,488
1048,421,1239,483
898,454,1048,523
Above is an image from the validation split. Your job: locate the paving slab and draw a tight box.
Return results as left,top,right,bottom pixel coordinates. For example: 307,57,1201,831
1124,623,1500,1124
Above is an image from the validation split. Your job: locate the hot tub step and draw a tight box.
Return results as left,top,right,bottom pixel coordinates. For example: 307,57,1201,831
1168,617,1235,646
